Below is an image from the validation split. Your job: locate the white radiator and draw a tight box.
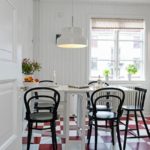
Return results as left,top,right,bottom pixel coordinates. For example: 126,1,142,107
123,89,136,106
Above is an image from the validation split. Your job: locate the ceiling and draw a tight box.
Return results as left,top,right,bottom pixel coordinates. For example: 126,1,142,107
43,0,150,4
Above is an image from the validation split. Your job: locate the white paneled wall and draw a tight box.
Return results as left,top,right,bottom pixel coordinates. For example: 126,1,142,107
33,0,150,115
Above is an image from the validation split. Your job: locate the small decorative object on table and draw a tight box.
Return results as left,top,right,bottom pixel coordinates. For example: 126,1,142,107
23,75,39,87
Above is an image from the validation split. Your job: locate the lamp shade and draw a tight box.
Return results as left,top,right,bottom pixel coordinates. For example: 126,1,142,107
57,27,87,48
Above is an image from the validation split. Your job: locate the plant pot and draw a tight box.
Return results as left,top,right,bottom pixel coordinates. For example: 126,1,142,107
128,74,131,81
105,76,109,82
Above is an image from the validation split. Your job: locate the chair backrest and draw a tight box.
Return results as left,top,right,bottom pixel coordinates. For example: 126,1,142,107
39,80,54,87
88,80,109,86
24,87,60,120
39,80,53,83
91,87,125,118
87,81,109,98
134,87,147,109
86,81,109,109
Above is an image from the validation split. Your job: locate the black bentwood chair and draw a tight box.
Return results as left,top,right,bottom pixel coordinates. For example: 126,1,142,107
87,87,125,150
24,87,60,150
122,87,150,150
87,81,110,128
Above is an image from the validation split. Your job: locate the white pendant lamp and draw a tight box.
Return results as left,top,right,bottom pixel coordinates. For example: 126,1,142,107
57,0,87,48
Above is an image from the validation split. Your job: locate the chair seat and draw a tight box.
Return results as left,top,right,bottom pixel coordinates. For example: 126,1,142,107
88,105,112,111
122,105,143,111
30,112,53,121
89,111,117,120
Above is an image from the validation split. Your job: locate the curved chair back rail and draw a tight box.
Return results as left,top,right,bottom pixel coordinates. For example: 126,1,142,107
88,80,109,86
24,87,60,120
39,80,54,83
91,87,125,118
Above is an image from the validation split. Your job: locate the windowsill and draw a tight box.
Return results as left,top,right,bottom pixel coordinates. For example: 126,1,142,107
89,78,146,86
106,80,145,85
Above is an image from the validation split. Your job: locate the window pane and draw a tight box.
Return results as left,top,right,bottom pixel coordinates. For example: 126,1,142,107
119,41,143,60
119,61,143,80
119,30,143,41
90,60,113,79
91,40,114,60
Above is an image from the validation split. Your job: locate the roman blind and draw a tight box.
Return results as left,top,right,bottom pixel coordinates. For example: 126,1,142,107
92,18,144,29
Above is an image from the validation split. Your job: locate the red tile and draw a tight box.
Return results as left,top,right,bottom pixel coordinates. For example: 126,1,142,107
22,137,27,144
34,137,41,144
69,136,81,140
128,124,145,129
39,144,62,150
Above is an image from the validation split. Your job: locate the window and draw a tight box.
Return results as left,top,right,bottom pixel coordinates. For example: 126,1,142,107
90,18,145,81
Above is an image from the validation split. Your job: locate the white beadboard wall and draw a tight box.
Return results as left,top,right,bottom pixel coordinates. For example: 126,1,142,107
33,0,150,115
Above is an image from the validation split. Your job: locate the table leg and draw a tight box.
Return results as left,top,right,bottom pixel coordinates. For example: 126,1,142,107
77,94,82,136
64,92,70,150
81,94,86,150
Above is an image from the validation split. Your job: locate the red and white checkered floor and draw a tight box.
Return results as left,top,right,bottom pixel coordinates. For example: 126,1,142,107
22,115,150,150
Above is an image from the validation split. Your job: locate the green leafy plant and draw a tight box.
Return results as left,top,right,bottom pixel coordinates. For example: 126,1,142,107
22,58,41,75
127,64,138,75
103,69,110,77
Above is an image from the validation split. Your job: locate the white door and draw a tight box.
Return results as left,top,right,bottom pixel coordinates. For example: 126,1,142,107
0,0,22,149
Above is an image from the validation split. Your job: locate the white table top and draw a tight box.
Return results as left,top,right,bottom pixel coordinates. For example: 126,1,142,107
45,84,134,93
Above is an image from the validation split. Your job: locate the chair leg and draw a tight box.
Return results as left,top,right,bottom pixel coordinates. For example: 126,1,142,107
111,121,114,145
134,111,140,137
95,120,98,150
51,122,57,150
116,120,122,150
27,122,33,150
87,118,92,145
140,111,150,137
53,122,57,150
123,111,129,150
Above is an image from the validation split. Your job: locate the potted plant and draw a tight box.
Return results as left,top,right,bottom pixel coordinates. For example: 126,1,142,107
22,58,41,86
22,58,41,75
126,64,138,81
103,69,110,81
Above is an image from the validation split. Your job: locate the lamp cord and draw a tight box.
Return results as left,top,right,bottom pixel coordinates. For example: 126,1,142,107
72,0,74,27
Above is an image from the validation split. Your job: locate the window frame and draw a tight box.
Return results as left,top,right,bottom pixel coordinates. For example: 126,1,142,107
89,18,146,82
